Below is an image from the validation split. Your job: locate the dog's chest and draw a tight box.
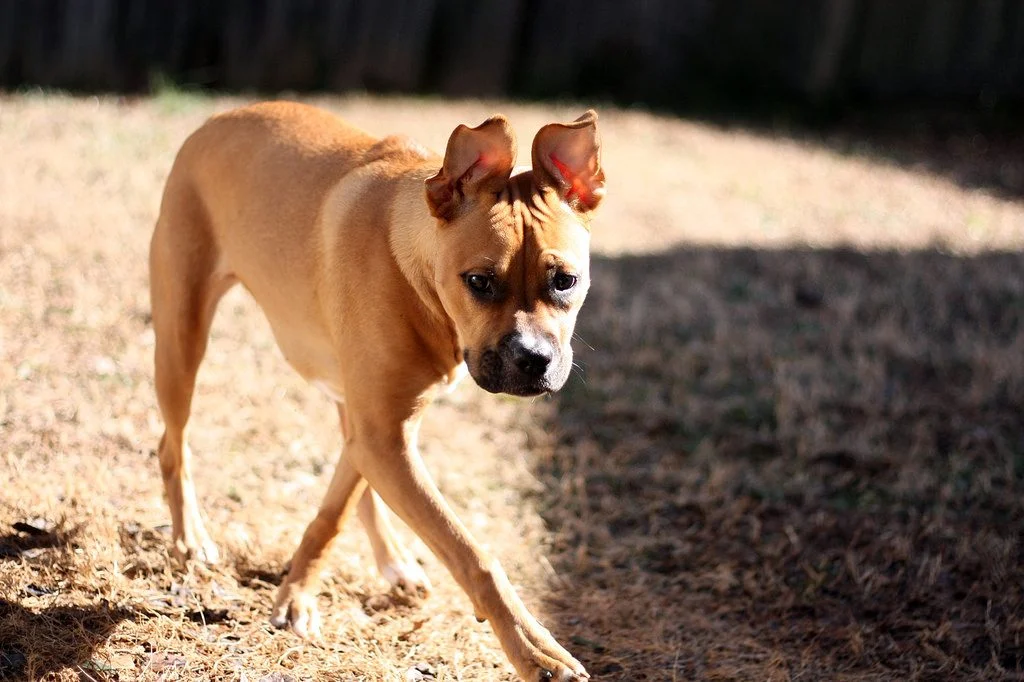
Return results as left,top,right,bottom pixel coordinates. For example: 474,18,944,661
266,320,342,392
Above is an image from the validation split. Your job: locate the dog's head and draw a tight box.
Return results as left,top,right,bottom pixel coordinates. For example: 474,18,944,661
425,111,605,396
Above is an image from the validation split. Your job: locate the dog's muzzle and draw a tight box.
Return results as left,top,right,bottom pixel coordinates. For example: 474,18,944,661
466,332,570,396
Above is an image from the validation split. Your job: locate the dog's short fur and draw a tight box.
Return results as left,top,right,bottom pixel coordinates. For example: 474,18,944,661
150,101,604,681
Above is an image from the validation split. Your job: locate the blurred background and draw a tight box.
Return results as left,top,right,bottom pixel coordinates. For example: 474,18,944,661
2,0,1023,118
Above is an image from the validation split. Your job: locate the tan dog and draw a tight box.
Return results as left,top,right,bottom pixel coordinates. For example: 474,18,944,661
149,101,604,681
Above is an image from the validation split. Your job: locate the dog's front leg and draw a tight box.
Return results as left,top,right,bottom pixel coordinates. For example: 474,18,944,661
347,412,589,682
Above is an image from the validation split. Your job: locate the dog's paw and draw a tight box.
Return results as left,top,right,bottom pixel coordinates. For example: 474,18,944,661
501,617,589,682
270,587,323,641
522,651,589,682
382,560,432,597
172,532,220,565
536,666,589,681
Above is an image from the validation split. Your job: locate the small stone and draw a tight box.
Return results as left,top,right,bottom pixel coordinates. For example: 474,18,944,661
404,663,437,680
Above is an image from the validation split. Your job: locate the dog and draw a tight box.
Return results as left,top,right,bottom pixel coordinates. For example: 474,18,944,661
149,101,604,681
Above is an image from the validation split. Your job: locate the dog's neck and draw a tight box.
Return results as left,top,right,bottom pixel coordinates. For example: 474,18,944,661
387,171,464,371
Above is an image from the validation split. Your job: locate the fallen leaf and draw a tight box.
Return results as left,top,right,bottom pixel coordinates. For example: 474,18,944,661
149,652,187,671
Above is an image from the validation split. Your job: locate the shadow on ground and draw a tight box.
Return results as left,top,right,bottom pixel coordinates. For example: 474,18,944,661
0,600,134,680
686,102,1024,201
805,116,1024,201
0,519,135,679
530,245,1024,681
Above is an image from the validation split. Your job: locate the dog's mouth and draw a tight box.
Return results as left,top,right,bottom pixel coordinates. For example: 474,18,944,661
463,347,569,397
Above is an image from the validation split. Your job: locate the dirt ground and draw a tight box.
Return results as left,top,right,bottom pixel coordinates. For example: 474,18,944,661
1,92,1023,681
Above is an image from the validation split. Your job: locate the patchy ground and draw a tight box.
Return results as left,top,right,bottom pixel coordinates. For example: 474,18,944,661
1,92,1022,681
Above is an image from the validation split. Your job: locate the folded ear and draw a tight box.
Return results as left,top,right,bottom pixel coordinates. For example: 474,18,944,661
532,110,605,212
425,115,516,220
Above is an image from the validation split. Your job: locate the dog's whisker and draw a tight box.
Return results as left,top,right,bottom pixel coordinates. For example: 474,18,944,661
572,333,595,351
570,362,588,385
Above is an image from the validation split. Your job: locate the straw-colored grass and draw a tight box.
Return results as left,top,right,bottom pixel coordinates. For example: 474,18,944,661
1,92,1022,681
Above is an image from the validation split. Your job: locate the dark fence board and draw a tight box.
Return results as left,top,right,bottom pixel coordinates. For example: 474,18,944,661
0,0,1021,104
431,0,525,96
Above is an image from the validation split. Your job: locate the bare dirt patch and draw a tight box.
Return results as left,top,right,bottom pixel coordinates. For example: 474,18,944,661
1,93,1022,680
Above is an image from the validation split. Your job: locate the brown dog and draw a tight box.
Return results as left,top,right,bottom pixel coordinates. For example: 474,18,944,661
149,101,604,681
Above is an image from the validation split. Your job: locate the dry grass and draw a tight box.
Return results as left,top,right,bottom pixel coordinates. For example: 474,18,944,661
1,92,1023,681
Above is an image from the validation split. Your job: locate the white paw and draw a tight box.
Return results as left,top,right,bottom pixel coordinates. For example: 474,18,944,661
381,560,432,595
194,537,220,564
173,534,220,565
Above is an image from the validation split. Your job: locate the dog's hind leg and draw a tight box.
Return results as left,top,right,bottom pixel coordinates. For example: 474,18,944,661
357,488,431,594
150,183,236,564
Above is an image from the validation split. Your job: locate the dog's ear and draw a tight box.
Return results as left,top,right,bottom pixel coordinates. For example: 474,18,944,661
532,110,605,212
425,115,516,220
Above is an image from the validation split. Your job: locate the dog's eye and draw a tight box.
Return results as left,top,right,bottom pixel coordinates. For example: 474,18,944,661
464,273,493,296
552,272,578,292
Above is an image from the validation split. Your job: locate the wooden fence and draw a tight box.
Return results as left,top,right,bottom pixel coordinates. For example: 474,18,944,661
0,0,1022,105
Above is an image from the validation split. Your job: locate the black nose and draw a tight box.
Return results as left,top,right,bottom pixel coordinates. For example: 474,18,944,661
499,331,557,378
512,346,552,376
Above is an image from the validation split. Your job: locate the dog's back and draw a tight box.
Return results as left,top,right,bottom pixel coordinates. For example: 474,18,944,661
162,102,375,255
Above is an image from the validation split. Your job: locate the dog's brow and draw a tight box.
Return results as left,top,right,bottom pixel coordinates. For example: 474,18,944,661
546,251,581,273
